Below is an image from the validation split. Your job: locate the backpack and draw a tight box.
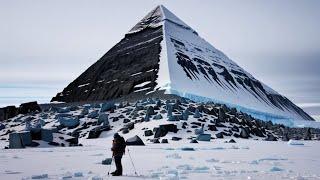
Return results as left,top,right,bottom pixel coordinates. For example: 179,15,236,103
119,136,126,154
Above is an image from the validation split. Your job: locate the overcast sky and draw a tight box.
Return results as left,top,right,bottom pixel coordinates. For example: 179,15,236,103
1,0,319,118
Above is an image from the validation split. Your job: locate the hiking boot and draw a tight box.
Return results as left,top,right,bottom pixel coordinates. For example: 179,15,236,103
110,171,117,175
112,172,122,176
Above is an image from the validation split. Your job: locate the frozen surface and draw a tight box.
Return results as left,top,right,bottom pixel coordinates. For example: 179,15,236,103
0,139,320,180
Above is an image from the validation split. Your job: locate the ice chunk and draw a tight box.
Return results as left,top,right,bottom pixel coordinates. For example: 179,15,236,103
288,140,304,146
31,174,48,179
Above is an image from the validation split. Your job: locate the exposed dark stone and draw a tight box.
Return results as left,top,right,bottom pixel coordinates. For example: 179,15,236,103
190,139,198,143
215,123,226,128
123,119,130,123
124,122,135,130
215,132,224,138
122,128,129,134
126,135,145,146
52,26,164,103
87,126,111,139
218,108,225,123
112,117,119,122
161,139,168,143
251,127,265,137
191,122,201,126
146,106,156,116
231,125,239,132
144,130,153,136
154,124,178,138
240,128,250,139
0,106,18,121
208,124,217,131
48,142,60,146
19,101,41,114
228,139,236,143
172,136,182,141
304,128,312,140
151,138,160,143
265,134,277,141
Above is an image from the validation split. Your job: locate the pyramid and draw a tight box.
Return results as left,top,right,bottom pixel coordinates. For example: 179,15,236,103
52,5,314,123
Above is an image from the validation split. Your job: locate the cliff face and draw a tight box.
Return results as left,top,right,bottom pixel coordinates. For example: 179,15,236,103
52,26,163,103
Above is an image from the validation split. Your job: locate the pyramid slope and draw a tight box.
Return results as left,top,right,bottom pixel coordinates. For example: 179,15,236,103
52,5,314,123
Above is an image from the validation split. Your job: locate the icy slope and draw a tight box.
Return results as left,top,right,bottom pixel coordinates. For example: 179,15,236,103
148,5,313,122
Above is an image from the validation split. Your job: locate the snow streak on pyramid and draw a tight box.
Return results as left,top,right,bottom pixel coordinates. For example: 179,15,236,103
52,5,314,123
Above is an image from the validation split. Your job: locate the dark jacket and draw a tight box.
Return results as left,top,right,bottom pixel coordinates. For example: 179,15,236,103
111,136,126,157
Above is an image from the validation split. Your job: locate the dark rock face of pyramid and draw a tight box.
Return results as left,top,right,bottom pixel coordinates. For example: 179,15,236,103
51,26,163,103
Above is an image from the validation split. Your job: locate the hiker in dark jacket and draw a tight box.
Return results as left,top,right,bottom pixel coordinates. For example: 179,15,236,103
111,133,126,176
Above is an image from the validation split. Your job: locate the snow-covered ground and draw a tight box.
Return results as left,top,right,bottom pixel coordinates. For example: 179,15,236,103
1,138,319,180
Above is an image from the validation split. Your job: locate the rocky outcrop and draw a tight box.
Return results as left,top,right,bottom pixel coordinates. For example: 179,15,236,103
52,26,164,103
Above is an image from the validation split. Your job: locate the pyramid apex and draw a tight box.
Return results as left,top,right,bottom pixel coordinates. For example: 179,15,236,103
128,5,197,35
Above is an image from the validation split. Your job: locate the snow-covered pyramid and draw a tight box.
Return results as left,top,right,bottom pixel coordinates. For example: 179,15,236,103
51,5,314,123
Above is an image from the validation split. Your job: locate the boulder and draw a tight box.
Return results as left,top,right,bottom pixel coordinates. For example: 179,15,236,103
228,139,236,143
54,113,72,119
112,117,119,122
122,128,129,134
41,128,54,142
172,136,182,141
19,131,32,146
193,109,201,118
265,134,277,141
19,101,41,114
124,122,135,130
146,106,156,116
218,108,225,123
197,134,211,141
87,110,99,119
80,108,89,116
123,118,130,123
240,128,250,139
154,124,178,138
0,106,18,121
208,124,217,131
9,133,25,149
182,109,189,120
57,107,70,113
0,123,5,130
304,128,312,140
87,126,111,139
126,135,145,146
153,114,163,120
144,130,153,137
194,126,204,135
151,138,160,143
102,158,112,165
100,102,116,112
161,139,168,143
59,117,80,128
215,132,224,139
282,133,289,141
144,114,150,122
231,126,239,132
167,104,173,118
98,113,109,126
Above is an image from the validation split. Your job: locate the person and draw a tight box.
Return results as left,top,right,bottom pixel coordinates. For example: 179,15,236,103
111,133,126,176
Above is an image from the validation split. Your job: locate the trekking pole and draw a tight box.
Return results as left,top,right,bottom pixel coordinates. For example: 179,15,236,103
127,148,138,176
